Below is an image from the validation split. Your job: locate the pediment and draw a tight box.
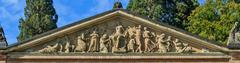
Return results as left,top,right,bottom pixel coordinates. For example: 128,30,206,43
7,10,229,54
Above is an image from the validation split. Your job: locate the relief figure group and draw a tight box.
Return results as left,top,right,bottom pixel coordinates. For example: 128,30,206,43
39,25,195,53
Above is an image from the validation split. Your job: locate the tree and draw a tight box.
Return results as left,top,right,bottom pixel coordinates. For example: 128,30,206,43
18,0,58,41
186,0,240,45
127,0,199,29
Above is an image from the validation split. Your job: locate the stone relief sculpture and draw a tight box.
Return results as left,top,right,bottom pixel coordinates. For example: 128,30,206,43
111,25,126,52
38,25,201,53
39,43,59,53
165,36,172,52
100,34,110,53
181,43,194,53
156,34,167,53
75,33,87,52
173,39,194,53
88,31,99,52
135,25,142,53
127,38,135,52
173,39,182,52
64,41,70,53
126,26,136,52
143,27,153,52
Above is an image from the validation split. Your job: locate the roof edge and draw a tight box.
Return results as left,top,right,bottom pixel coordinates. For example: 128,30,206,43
5,9,240,53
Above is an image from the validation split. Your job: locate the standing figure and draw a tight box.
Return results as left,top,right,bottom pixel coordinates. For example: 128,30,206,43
115,25,123,48
111,25,126,52
126,26,136,52
100,34,110,53
88,31,99,52
156,34,167,53
75,33,87,52
143,27,152,52
164,36,172,51
64,41,70,53
135,25,142,53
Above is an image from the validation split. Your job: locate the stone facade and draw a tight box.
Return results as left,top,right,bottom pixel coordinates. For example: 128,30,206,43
32,24,202,54
0,10,239,63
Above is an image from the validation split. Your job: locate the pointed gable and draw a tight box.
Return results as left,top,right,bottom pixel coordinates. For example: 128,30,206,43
4,9,236,54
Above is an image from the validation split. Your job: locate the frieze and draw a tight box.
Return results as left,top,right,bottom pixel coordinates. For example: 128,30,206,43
37,25,206,53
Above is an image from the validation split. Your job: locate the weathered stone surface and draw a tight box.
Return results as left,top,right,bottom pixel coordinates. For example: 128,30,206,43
23,19,207,54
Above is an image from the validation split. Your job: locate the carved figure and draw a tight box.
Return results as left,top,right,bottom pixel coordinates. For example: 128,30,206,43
109,35,114,52
181,43,193,53
128,38,135,52
75,33,87,52
37,25,200,53
125,26,136,52
111,25,126,52
64,41,70,53
143,27,152,52
88,31,99,52
173,39,193,53
125,26,136,38
100,34,110,53
173,39,183,52
164,36,172,51
39,43,59,53
155,34,167,53
135,25,142,52
151,32,156,38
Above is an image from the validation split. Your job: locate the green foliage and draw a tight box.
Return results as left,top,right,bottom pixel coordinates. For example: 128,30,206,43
127,0,199,29
18,0,58,41
186,0,240,45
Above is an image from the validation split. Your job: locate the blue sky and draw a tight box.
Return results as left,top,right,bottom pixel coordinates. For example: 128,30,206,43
0,0,204,45
0,0,129,45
